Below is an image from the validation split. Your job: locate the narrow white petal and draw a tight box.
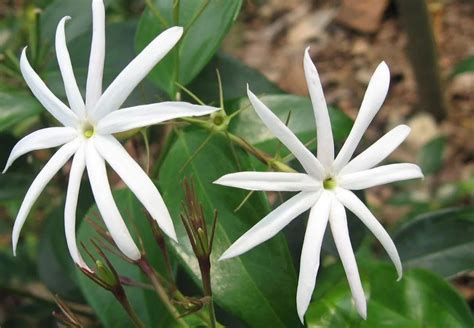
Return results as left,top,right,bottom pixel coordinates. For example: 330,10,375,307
90,26,183,120
219,191,320,260
64,143,90,270
296,192,331,323
214,172,320,192
85,140,141,260
336,188,402,280
340,125,411,175
20,48,78,127
3,127,77,173
247,87,325,180
93,135,177,241
339,163,423,190
329,198,367,319
333,62,390,172
12,139,80,255
55,16,86,117
85,0,105,110
97,102,218,134
304,48,334,168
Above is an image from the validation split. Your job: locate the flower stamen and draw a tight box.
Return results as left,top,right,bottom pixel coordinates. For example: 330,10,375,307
82,122,96,139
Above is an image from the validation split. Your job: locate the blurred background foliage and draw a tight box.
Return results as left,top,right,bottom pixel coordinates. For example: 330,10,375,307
0,0,472,327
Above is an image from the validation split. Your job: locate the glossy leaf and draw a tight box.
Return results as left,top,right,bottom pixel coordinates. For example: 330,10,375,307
0,88,42,132
418,136,446,176
135,0,242,96
159,130,301,327
393,206,474,278
228,94,353,156
306,261,473,327
188,52,281,103
451,55,474,77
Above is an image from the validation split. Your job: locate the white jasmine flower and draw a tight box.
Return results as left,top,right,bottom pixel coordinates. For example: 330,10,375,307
214,49,423,322
5,0,218,270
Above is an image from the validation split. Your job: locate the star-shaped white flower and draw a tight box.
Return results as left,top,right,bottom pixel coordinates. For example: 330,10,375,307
214,49,423,322
5,0,218,270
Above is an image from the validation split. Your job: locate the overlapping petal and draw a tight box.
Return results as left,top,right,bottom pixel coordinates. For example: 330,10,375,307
333,62,390,173
93,135,177,241
340,125,411,175
12,139,80,255
247,87,325,179
20,48,78,127
85,0,105,110
214,172,320,192
296,192,331,323
55,16,85,117
90,26,183,121
97,102,218,134
219,191,320,260
329,198,367,319
304,48,334,168
3,127,77,173
85,141,141,260
64,143,89,270
339,163,423,190
336,188,402,279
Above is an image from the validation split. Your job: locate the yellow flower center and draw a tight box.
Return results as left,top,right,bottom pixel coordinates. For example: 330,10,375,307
82,122,95,139
323,177,337,190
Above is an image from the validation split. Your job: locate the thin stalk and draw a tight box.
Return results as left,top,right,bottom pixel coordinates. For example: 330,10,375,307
116,290,145,328
144,0,168,28
198,258,216,328
140,129,151,174
137,258,189,328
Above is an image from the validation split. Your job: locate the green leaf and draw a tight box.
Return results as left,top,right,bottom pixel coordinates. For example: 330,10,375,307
393,206,474,278
188,52,281,103
76,190,174,328
227,94,353,156
0,88,42,133
159,130,301,327
451,55,474,77
418,136,446,176
135,0,242,97
306,261,473,327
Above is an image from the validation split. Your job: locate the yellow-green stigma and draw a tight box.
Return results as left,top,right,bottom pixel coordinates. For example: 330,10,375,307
323,177,337,190
83,123,95,139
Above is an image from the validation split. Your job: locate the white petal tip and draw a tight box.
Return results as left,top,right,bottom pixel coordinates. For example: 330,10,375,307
298,313,305,324
396,274,403,282
357,303,367,320
218,251,233,261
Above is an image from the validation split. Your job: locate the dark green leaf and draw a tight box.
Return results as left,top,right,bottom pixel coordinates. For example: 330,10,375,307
393,206,474,278
159,130,301,327
306,261,473,327
188,52,281,103
135,0,242,96
418,136,446,176
451,55,474,77
0,88,42,133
